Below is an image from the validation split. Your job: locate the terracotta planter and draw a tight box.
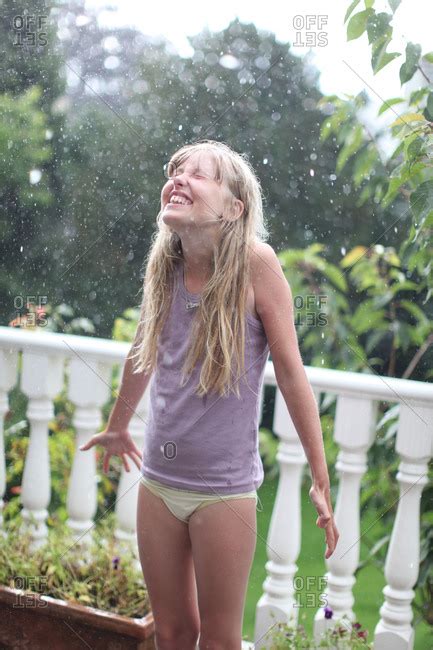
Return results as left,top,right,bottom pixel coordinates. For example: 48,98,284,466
0,585,155,649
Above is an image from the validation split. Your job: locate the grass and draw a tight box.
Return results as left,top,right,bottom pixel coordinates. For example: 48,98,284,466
242,473,432,649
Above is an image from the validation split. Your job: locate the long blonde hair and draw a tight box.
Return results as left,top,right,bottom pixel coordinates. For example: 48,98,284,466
128,139,270,398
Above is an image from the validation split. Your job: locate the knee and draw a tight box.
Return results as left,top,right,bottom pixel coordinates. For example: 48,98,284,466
155,625,200,650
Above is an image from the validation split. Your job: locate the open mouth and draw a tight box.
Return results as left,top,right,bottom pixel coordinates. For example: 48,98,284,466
166,193,193,207
167,199,193,207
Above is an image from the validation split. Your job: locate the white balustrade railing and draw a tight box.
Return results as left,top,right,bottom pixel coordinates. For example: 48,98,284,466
0,326,432,650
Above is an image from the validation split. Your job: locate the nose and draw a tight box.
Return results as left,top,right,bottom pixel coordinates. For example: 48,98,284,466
171,171,188,186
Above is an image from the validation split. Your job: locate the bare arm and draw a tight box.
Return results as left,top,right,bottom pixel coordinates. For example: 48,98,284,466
79,311,151,472
107,302,152,433
251,243,340,559
106,347,152,434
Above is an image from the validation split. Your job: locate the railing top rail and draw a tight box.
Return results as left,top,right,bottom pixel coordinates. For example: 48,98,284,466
1,327,432,406
264,361,433,406
0,326,129,363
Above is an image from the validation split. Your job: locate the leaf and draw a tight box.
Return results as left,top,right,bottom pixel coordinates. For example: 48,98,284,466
365,329,388,354
347,9,373,41
399,42,422,84
410,180,433,228
389,113,425,127
422,52,433,64
389,140,404,161
406,136,424,161
336,123,364,172
425,92,433,121
321,263,348,292
388,0,401,11
382,162,424,208
409,87,430,106
378,97,404,116
352,302,386,335
366,12,392,45
352,145,379,187
344,0,362,23
399,300,430,325
376,402,400,430
372,49,400,74
341,246,368,268
390,280,420,294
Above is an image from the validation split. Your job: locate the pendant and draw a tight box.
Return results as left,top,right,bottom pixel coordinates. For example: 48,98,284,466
186,300,200,309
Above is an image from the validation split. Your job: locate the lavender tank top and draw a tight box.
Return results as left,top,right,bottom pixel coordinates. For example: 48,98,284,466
140,259,270,495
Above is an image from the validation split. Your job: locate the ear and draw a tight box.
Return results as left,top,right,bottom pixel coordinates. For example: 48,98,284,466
224,195,244,222
233,197,244,220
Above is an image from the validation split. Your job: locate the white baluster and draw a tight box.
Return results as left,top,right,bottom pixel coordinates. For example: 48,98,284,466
254,385,313,648
374,402,433,650
314,396,377,643
0,349,19,535
20,351,64,551
66,356,113,548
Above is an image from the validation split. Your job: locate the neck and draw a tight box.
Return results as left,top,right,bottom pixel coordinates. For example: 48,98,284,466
181,250,214,281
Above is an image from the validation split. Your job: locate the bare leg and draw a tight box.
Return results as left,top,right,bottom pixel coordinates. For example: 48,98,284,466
136,482,200,650
188,498,257,650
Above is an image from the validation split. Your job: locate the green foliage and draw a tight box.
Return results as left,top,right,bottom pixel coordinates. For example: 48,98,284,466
4,368,125,527
321,2,433,301
345,4,401,74
261,613,372,649
0,86,52,209
276,243,432,379
112,307,141,343
0,514,150,618
314,2,433,630
0,2,383,336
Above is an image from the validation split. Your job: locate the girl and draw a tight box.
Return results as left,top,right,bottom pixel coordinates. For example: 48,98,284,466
80,139,339,650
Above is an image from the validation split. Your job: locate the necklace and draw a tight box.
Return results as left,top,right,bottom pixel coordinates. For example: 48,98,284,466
186,299,200,310
183,267,201,310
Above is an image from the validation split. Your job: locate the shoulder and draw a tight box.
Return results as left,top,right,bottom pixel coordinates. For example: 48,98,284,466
250,242,293,317
250,242,288,289
249,243,303,379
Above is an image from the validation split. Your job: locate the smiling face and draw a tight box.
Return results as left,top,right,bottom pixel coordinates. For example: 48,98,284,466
160,150,239,233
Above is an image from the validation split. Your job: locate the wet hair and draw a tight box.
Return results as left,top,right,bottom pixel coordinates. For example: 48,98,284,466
128,139,270,398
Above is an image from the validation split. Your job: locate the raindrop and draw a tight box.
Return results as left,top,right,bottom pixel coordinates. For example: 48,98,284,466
309,169,315,177
104,56,120,70
29,169,42,184
219,54,241,70
76,15,91,27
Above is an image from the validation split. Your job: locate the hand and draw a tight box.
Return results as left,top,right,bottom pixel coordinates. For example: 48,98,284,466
79,427,143,474
309,482,340,559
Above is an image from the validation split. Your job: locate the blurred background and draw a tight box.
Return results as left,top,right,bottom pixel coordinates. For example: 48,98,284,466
1,0,431,382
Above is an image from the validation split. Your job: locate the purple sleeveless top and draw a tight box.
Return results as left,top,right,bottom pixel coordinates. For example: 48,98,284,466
140,259,270,495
